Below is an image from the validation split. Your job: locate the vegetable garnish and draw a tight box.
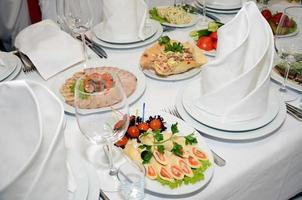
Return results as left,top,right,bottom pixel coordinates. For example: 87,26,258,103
154,130,164,142
185,133,198,145
149,7,167,23
141,150,153,164
157,145,165,153
171,122,179,134
171,143,184,156
158,36,184,53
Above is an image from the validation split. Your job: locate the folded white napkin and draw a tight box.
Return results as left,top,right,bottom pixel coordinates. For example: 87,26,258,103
196,2,274,122
14,20,82,80
101,0,148,41
0,80,67,200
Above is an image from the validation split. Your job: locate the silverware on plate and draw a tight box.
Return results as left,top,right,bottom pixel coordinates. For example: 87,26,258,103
161,106,226,167
14,51,37,73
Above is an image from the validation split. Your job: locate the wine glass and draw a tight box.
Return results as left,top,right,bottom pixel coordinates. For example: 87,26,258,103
275,6,302,102
63,0,92,68
74,70,130,191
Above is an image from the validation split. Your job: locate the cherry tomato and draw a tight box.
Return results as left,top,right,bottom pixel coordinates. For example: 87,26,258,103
115,136,128,147
209,31,218,40
197,36,214,51
261,9,272,21
149,119,162,130
137,122,149,132
127,126,140,138
213,40,217,49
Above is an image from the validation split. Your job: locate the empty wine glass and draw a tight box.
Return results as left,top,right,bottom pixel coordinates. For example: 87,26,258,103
63,0,92,68
275,6,302,102
74,69,130,191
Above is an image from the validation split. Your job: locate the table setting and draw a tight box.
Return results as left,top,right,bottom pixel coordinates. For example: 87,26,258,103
1,0,302,200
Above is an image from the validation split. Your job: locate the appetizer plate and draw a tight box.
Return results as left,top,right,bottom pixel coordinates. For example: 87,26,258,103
271,68,302,92
0,51,18,81
91,20,163,49
142,67,201,81
67,153,89,200
182,78,281,132
94,20,158,44
50,67,146,114
176,89,287,141
2,55,22,82
143,112,214,197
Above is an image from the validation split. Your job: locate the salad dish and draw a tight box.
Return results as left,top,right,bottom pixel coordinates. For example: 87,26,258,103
140,36,207,78
271,53,302,92
190,21,223,56
149,6,199,28
261,8,298,37
115,112,214,195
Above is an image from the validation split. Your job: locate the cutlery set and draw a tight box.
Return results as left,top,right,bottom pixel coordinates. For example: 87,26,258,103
286,103,302,121
76,35,108,59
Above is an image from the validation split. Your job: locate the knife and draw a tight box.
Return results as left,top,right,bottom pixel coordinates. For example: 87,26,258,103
85,35,108,59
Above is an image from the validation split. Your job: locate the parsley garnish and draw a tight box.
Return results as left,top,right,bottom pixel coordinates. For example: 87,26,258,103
157,145,165,153
171,143,183,156
158,36,184,53
154,130,164,142
158,36,170,45
185,133,198,145
138,144,151,151
171,123,179,134
164,42,184,53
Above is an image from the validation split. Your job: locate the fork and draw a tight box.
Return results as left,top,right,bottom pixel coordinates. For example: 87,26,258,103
15,51,37,73
286,103,302,121
161,106,226,167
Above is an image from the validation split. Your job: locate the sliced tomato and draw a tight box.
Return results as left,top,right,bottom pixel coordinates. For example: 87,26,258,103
197,36,214,51
213,40,217,49
115,136,128,147
149,119,162,130
209,31,218,40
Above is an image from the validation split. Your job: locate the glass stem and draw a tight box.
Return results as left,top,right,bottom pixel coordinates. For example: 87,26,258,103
80,33,88,68
105,142,118,176
280,61,291,93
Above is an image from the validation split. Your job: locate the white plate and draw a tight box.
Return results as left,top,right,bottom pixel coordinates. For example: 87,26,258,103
182,79,281,132
142,67,201,81
176,89,287,141
194,3,239,14
197,0,242,10
143,112,214,197
67,153,89,200
92,20,163,49
0,52,18,81
2,55,22,82
50,67,146,114
271,68,302,92
94,20,158,44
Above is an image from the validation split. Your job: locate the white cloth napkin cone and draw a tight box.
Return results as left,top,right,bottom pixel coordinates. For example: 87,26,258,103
0,80,67,200
196,2,274,122
14,20,82,80
101,0,148,41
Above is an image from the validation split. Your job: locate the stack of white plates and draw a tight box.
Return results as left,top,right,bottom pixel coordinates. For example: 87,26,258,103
91,19,163,49
175,79,287,141
0,51,22,82
194,0,242,14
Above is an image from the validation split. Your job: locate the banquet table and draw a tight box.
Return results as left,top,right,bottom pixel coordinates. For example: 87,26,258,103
12,0,302,199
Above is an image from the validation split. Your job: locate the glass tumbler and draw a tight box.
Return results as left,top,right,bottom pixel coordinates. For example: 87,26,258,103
117,161,145,200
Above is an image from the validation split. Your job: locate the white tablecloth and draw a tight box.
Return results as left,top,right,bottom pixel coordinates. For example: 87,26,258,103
15,1,302,199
